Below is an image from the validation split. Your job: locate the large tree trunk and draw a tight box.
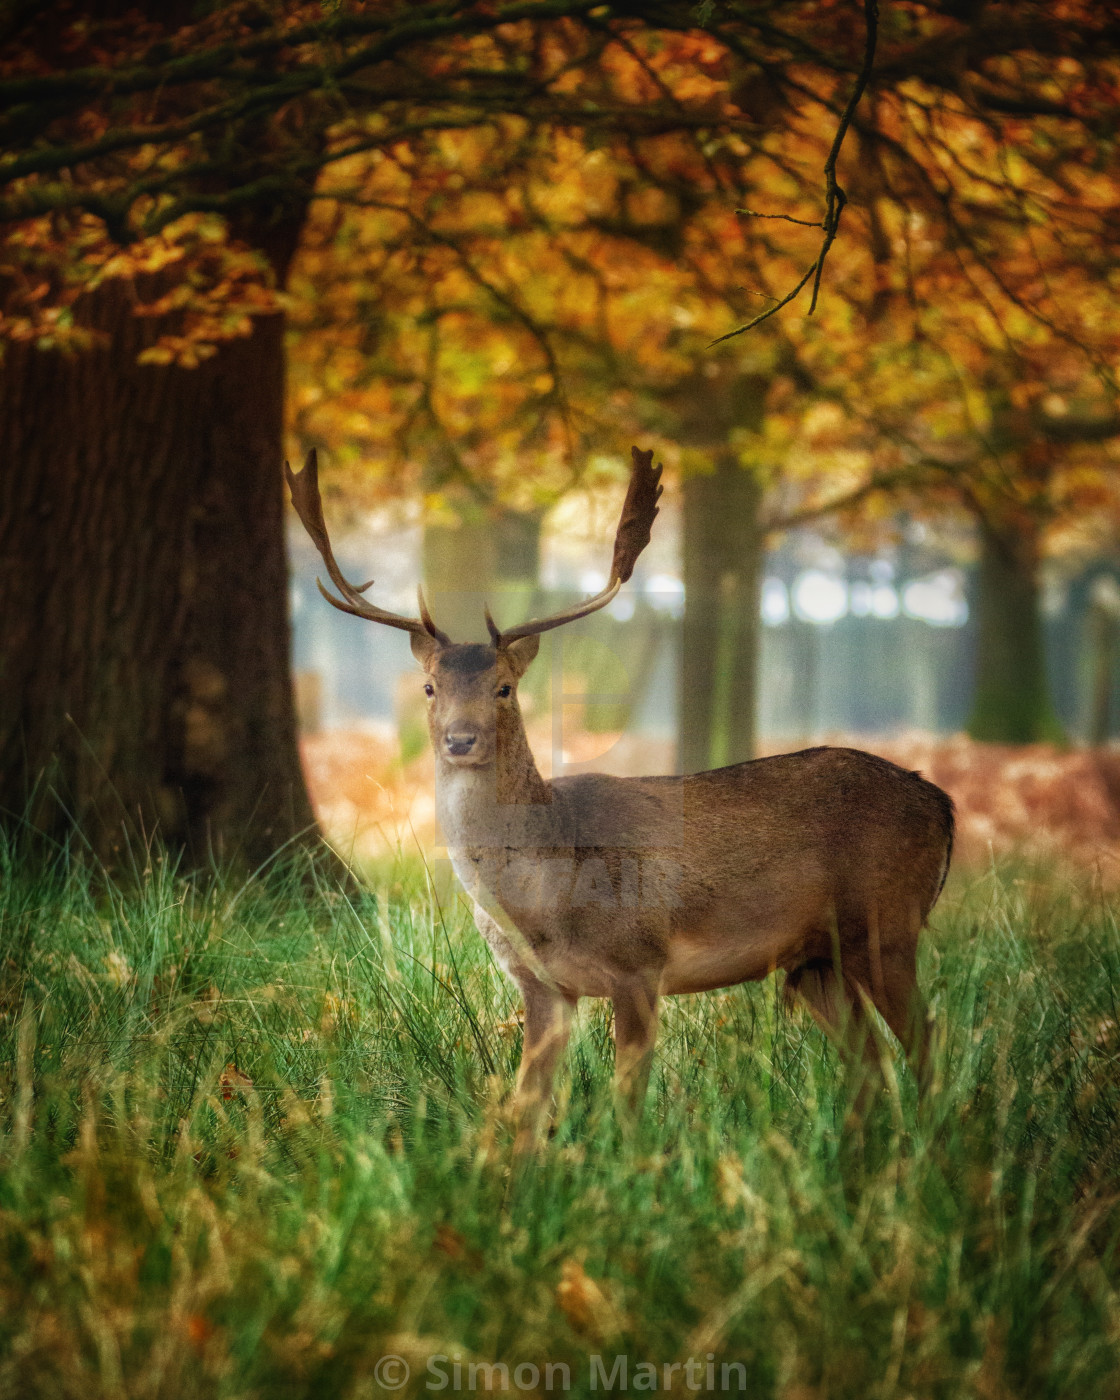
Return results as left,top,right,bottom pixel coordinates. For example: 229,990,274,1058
967,519,1064,744
679,451,764,772
0,276,317,867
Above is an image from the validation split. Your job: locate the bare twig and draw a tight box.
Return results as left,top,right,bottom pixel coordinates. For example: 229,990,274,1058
712,0,879,344
737,210,824,229
809,0,880,312
708,260,821,345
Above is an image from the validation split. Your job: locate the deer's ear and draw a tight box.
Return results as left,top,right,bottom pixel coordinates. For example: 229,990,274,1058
410,631,441,669
503,634,540,679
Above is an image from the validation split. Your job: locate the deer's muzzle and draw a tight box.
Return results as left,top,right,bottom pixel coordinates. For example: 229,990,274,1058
444,731,480,758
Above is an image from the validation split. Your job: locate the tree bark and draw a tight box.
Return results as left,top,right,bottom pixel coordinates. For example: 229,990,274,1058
0,275,318,868
675,369,767,774
966,519,1064,744
679,451,764,772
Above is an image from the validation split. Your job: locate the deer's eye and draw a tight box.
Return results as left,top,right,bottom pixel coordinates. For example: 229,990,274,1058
496,684,512,699
424,683,435,698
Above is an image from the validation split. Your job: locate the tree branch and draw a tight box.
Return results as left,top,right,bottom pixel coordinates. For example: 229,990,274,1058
711,0,879,344
1037,411,1120,444
763,462,924,534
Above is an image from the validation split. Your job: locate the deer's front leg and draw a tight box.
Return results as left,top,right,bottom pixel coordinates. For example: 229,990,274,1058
611,976,660,1117
511,976,574,1147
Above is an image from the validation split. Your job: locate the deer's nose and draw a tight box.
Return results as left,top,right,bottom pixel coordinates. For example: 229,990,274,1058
445,732,477,757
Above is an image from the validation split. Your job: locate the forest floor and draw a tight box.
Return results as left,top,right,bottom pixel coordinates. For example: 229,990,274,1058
303,725,1120,877
1,848,1119,1398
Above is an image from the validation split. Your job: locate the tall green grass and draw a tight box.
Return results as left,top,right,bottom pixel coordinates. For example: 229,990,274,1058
0,845,1118,1399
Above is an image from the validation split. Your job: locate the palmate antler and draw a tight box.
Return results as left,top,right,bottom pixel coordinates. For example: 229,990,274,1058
487,446,663,646
287,445,662,648
284,449,450,643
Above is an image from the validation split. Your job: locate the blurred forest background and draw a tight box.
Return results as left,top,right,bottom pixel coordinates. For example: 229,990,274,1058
10,15,1120,1394
4,0,1120,873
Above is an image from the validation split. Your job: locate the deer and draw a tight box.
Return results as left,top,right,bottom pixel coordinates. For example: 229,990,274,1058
286,446,954,1134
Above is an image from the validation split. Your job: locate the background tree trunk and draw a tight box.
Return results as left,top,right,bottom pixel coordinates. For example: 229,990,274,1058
1086,574,1120,746
423,508,498,643
675,370,767,774
680,453,763,772
966,519,1064,744
423,499,543,642
0,270,317,867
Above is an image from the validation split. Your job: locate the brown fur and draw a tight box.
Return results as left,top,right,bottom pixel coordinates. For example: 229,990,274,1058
413,635,954,1125
288,443,950,1129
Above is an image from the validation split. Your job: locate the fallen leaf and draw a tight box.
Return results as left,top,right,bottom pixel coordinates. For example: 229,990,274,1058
186,1313,215,1352
556,1258,623,1340
219,1064,253,1101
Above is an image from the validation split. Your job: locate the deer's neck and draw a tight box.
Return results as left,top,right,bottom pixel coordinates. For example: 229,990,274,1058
495,710,551,807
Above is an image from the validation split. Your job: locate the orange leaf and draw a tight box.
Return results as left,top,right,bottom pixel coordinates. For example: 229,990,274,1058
556,1259,622,1340
219,1064,253,1101
186,1313,215,1352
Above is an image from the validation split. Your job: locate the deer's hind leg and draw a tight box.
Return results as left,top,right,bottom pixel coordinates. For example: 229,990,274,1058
785,959,877,1069
866,928,932,1091
787,957,899,1122
830,896,932,1091
850,892,930,1085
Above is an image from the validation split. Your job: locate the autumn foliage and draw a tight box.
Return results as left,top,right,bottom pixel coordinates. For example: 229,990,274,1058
6,2,1120,530
5,2,1120,861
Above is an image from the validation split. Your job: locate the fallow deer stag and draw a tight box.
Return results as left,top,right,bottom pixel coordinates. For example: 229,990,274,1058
286,447,954,1129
